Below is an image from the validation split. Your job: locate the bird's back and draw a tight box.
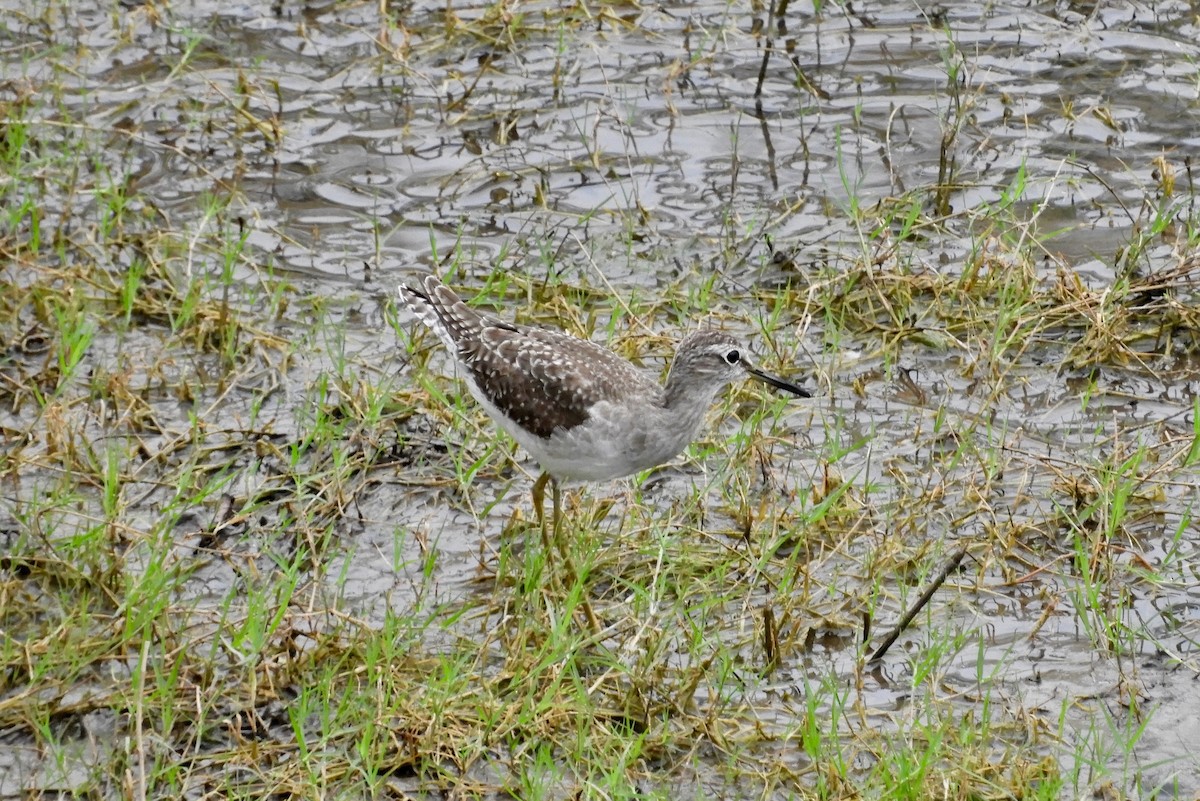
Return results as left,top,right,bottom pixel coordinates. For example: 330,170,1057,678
399,276,661,441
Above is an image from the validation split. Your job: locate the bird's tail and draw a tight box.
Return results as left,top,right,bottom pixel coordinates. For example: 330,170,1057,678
397,275,482,354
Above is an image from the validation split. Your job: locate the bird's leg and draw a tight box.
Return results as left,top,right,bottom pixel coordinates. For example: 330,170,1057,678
532,471,552,554
531,474,601,636
552,478,563,539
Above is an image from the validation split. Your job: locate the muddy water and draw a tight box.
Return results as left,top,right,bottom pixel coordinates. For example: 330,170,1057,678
3,0,1199,797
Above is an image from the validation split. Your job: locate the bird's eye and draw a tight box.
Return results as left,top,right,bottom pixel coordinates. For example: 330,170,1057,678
724,349,740,365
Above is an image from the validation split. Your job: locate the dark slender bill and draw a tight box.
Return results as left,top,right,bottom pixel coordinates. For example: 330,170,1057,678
747,366,812,398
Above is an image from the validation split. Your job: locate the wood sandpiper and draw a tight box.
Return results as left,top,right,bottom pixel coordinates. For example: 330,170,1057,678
398,275,811,540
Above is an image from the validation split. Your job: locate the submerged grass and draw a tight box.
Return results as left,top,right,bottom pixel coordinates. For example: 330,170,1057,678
3,1,1200,800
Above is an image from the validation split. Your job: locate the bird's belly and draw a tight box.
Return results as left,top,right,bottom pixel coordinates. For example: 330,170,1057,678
474,392,701,482
533,405,699,481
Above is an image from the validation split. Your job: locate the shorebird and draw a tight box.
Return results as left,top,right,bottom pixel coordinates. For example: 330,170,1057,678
397,275,810,541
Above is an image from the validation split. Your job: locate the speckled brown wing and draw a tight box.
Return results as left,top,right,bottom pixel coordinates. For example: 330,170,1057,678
461,323,657,439
398,275,488,355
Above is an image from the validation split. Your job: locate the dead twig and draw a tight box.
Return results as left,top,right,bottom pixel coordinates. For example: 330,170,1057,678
868,545,969,663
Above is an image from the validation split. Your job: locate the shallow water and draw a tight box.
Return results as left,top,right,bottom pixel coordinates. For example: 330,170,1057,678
2,0,1199,797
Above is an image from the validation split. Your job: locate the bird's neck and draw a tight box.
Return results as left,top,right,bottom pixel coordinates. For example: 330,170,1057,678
663,375,721,430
